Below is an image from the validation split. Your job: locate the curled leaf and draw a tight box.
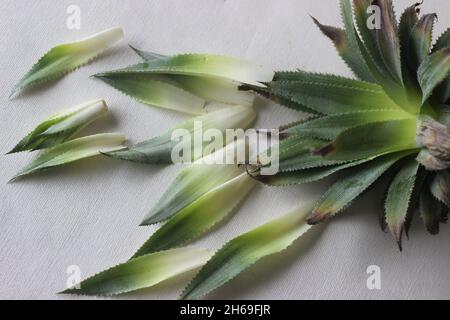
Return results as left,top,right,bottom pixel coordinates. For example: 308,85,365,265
8,99,108,154
60,248,212,296
104,105,256,164
181,206,313,300
11,133,126,181
132,172,256,258
11,27,124,98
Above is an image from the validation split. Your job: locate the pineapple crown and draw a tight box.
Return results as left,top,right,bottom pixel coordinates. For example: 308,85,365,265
246,0,450,250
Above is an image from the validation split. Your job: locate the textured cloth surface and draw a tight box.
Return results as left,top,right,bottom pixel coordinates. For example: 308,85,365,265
1,0,449,300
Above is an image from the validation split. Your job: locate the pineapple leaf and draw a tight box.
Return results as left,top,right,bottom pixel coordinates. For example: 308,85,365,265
409,14,438,72
10,27,123,99
431,29,450,103
60,248,212,296
417,46,450,103
142,141,247,225
318,119,418,161
341,0,376,82
93,74,205,115
353,0,393,79
256,158,369,186
170,75,255,107
265,78,399,115
129,45,166,60
11,133,126,182
181,206,313,300
311,16,373,82
243,83,318,114
430,171,450,206
129,46,255,106
432,28,450,52
131,173,256,258
372,0,403,84
384,157,420,250
8,99,108,154
284,109,411,140
276,137,344,173
104,106,256,164
420,187,443,235
95,53,274,87
398,3,420,94
308,151,412,224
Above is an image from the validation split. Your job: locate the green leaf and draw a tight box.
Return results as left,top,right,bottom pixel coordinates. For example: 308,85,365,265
10,27,124,98
60,247,212,296
340,0,375,82
398,3,420,95
432,28,450,52
275,137,344,172
317,119,418,162
311,12,373,82
420,188,443,235
93,74,205,115
11,133,126,182
408,14,437,72
384,157,420,250
431,29,450,104
308,151,411,224
95,53,274,87
353,0,392,79
266,77,399,115
256,159,368,186
129,46,255,106
142,141,247,225
8,99,108,154
418,46,450,103
430,171,450,206
372,0,403,84
132,173,256,258
181,206,313,300
241,83,317,114
104,105,256,164
284,109,410,140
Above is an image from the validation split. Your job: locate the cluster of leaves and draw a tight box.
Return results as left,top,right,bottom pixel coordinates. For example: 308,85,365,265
8,0,450,301
247,0,450,249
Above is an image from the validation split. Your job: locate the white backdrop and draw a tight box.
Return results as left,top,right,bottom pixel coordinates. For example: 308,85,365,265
1,0,449,300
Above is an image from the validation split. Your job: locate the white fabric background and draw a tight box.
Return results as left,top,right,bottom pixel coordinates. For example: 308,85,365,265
1,0,449,300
